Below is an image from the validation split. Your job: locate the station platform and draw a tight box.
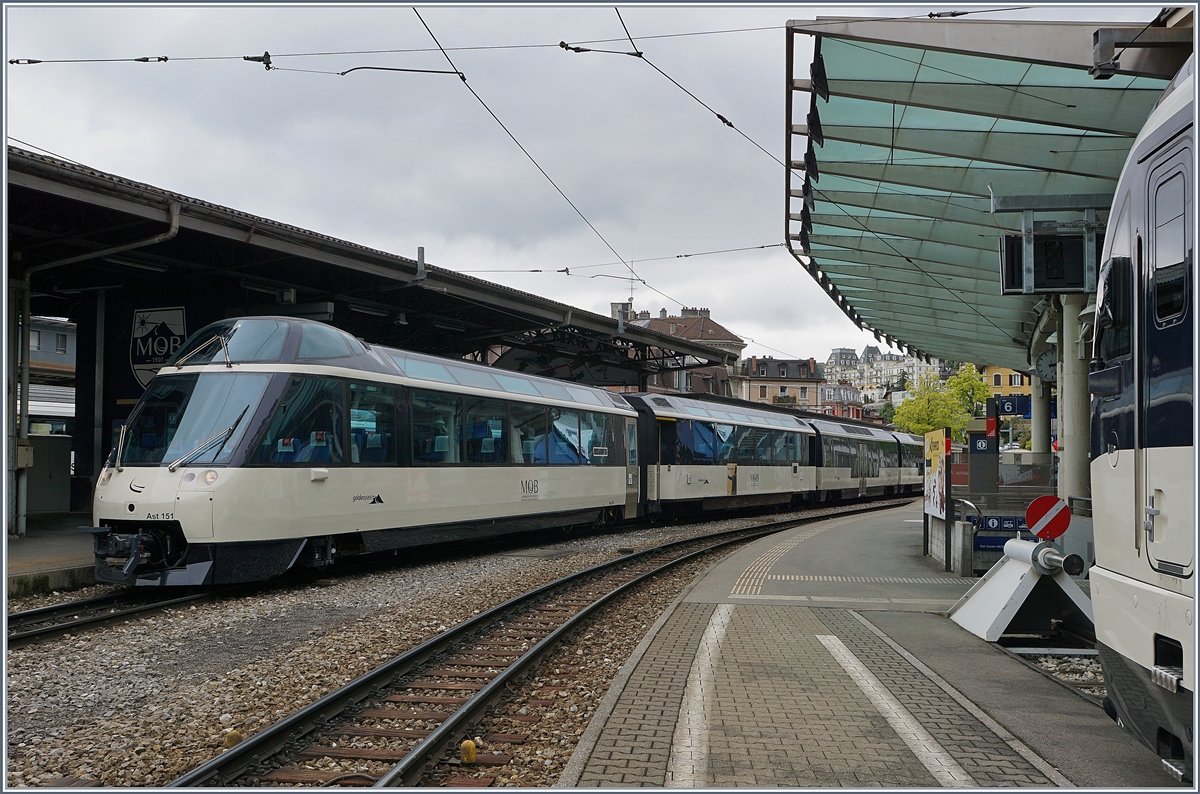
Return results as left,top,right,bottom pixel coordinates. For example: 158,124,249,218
560,503,1182,788
6,513,96,597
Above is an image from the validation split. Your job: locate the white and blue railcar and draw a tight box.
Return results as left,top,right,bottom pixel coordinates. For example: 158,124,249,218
87,317,638,586
1088,55,1193,776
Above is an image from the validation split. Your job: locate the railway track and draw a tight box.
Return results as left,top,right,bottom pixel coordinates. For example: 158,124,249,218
169,501,902,788
6,589,217,649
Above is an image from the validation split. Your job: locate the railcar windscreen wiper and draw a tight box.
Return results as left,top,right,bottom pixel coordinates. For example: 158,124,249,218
167,405,249,472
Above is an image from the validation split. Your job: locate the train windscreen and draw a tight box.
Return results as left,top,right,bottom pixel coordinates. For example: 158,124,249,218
120,373,271,466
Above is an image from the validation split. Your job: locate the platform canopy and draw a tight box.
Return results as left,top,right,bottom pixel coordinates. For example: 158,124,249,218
785,16,1186,371
8,146,732,388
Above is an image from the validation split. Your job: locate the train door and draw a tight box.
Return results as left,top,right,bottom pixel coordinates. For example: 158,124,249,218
1139,141,1194,574
856,441,868,497
624,417,639,517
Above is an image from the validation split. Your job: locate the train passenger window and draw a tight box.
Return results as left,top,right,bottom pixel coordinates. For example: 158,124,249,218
773,431,790,464
298,323,355,360
579,411,615,465
465,397,509,464
676,420,715,465
349,383,397,465
714,424,735,462
510,402,548,464
412,391,462,464
734,426,771,462
1153,171,1189,322
548,408,581,464
253,377,344,464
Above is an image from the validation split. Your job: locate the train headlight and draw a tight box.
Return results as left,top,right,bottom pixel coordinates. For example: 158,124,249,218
202,470,219,486
98,469,113,487
182,472,196,484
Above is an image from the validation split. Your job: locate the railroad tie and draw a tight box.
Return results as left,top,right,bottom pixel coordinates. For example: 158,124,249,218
358,708,449,721
300,745,409,762
385,695,470,705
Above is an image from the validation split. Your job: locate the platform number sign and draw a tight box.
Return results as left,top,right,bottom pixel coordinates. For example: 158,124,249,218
973,438,988,452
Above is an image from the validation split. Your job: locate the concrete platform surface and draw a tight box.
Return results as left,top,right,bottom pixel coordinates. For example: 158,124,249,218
563,503,1181,788
7,513,96,596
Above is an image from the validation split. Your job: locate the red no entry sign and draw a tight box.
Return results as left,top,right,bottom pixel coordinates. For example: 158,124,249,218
1026,495,1071,540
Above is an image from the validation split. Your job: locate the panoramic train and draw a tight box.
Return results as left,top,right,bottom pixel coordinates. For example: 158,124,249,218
1088,55,1193,777
84,315,923,587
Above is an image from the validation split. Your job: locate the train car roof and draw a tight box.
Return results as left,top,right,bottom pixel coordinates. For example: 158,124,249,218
168,316,636,415
806,417,898,443
627,393,813,433
892,431,925,445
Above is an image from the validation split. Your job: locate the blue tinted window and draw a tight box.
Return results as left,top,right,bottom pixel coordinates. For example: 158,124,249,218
299,324,352,359
493,373,540,397
402,358,456,384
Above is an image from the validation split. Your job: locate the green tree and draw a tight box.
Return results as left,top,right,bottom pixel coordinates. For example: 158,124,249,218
893,372,970,440
894,371,910,392
878,402,896,424
946,363,990,418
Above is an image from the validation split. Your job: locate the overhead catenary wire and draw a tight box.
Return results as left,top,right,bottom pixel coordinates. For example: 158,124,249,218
7,8,1038,68
411,7,642,289
454,242,785,273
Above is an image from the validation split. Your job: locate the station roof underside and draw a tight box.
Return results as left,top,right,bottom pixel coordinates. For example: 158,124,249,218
8,147,733,388
785,17,1185,371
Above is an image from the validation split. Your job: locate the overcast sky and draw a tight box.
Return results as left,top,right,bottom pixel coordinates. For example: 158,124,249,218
5,4,1158,363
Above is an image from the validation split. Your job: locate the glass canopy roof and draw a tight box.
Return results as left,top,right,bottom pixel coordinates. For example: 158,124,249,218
785,18,1174,371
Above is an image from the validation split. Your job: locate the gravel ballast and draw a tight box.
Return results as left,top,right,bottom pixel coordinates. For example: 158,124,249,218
7,507,859,787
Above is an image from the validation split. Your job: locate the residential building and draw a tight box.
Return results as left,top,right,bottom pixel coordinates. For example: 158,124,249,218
735,356,824,409
979,365,1033,400
617,305,745,396
28,316,76,385
819,381,864,419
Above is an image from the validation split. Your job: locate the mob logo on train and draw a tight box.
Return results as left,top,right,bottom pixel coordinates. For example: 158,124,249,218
130,307,187,388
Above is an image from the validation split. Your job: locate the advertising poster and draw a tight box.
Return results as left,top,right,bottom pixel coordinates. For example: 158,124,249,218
924,429,947,519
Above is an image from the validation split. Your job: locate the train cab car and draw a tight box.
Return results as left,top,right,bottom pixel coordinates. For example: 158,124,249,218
892,431,926,495
86,317,639,586
623,393,816,516
1088,55,1193,777
807,419,907,500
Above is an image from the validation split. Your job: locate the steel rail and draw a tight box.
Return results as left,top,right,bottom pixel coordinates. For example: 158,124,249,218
169,499,905,787
7,591,214,648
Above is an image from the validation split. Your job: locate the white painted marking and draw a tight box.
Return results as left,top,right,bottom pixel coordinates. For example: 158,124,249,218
1029,498,1068,536
666,603,735,787
846,611,1075,787
816,634,978,788
903,519,923,523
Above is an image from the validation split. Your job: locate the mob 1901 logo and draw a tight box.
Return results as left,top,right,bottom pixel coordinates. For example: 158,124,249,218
131,307,188,388
520,479,540,500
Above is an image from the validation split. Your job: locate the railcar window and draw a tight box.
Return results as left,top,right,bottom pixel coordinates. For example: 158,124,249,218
450,365,502,392
658,420,678,466
168,319,288,366
124,373,271,466
298,323,356,359
1154,171,1189,321
464,397,509,464
579,411,615,464
881,442,899,469
548,408,581,463
412,391,462,464
510,402,548,463
772,431,789,464
822,436,854,469
253,377,344,464
714,424,735,462
349,383,397,465
534,380,572,402
734,425,771,463
399,357,456,385
676,419,716,464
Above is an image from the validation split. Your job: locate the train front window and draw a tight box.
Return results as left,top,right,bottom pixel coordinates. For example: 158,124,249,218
167,319,288,366
122,373,271,466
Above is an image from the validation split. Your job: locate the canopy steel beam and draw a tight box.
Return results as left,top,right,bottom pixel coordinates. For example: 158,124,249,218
797,124,1130,179
809,213,1000,252
834,284,1031,317
822,263,1011,297
810,248,1012,283
793,189,995,227
810,161,1116,198
808,234,996,270
794,79,1159,136
787,18,1184,80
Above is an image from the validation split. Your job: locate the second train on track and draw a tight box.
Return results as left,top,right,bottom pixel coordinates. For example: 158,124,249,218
86,316,923,586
